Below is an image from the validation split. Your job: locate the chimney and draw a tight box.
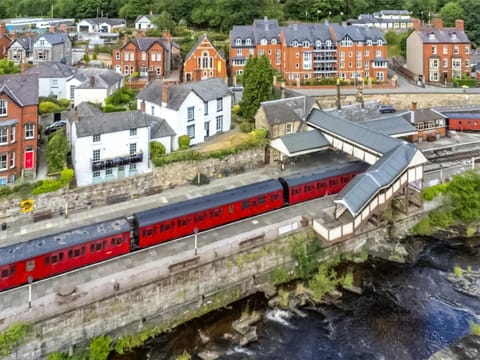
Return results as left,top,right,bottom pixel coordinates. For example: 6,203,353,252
49,25,56,33
21,58,28,72
161,82,169,106
59,23,67,33
10,31,16,40
72,108,79,122
455,19,464,31
433,18,443,31
0,23,5,36
124,33,129,44
140,100,146,112
162,29,171,44
411,101,417,110
412,18,421,31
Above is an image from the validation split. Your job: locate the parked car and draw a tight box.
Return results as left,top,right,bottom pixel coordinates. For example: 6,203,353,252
44,120,67,135
378,105,396,114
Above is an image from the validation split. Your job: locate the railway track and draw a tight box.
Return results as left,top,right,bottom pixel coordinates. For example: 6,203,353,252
426,149,480,163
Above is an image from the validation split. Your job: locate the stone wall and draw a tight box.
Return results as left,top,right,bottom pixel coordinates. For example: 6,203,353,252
0,148,265,226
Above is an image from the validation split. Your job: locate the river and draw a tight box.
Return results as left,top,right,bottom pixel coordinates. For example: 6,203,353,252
111,238,480,360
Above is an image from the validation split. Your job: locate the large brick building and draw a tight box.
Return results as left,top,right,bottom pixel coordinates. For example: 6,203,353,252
112,31,180,79
229,17,388,84
0,74,38,185
406,18,471,84
183,34,227,82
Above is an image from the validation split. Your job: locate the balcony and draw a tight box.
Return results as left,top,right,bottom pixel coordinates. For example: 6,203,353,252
91,152,143,171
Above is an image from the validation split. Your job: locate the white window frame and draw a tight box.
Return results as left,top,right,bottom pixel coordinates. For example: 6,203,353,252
0,100,6,116
0,128,7,144
25,123,34,139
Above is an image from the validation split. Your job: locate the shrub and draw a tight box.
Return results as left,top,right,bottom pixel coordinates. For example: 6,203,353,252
89,335,111,360
239,120,252,133
32,168,74,195
39,101,62,114
422,183,447,200
178,135,191,149
102,104,127,112
191,172,210,186
454,266,463,278
469,320,480,336
83,53,90,63
150,141,166,158
92,52,97,60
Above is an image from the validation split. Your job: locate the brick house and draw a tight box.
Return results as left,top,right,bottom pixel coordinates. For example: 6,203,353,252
406,18,471,84
0,74,38,185
229,17,388,84
183,34,227,82
0,24,13,60
401,103,448,142
112,31,180,79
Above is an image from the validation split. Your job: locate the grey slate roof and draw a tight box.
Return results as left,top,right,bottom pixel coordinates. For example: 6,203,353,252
129,37,170,51
361,116,417,136
24,62,76,78
72,103,152,137
150,117,176,138
252,18,281,43
279,130,329,154
15,36,38,51
334,142,419,216
135,15,154,22
308,109,399,155
401,109,447,124
0,73,38,106
415,25,470,44
75,69,123,89
260,96,315,125
230,25,255,47
184,34,225,62
282,23,333,44
40,32,71,46
137,78,231,111
331,23,386,43
83,18,126,26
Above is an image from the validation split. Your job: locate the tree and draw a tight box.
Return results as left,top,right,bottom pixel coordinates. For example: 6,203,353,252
47,130,69,173
460,0,480,46
0,59,20,75
439,2,464,27
239,55,275,120
152,11,176,34
445,171,480,222
119,0,154,20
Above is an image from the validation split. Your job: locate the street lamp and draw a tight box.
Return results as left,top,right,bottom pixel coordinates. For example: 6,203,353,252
194,227,199,255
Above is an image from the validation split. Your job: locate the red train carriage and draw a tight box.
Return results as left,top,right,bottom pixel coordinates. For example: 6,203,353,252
279,162,368,205
446,113,480,132
134,179,285,248
0,218,130,291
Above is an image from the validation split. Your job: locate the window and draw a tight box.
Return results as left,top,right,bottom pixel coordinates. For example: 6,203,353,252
271,39,277,45
130,128,137,136
25,123,34,139
235,38,241,46
52,79,58,88
216,115,223,131
187,106,194,121
443,46,448,55
0,154,6,170
375,50,382,57
302,41,310,47
292,41,298,47
141,51,146,61
216,98,223,112
129,163,137,173
466,47,470,54
0,100,6,116
443,59,448,67
115,52,120,60
9,151,14,168
106,168,113,176
376,72,384,81
129,143,136,156
454,46,459,54
303,52,312,70
258,49,264,56
187,124,195,138
129,52,134,61
93,134,101,142
0,128,7,144
285,123,292,134
93,170,101,178
364,50,369,57
204,102,208,115
246,38,252,45
124,53,129,61
260,38,267,45
366,40,372,46
432,46,437,55
92,149,100,162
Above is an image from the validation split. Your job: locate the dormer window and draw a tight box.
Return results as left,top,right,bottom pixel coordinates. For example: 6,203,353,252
325,40,332,47
342,38,352,46
429,33,435,40
302,41,310,47
451,32,457,40
315,40,322,47
271,39,277,45
292,41,298,47
235,38,241,46
245,38,252,45
260,38,267,45
377,39,382,45
366,39,372,46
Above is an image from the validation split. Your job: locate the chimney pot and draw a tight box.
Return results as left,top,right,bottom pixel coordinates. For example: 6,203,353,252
412,18,421,31
455,19,464,31
49,25,56,33
161,82,169,106
411,101,417,110
433,18,443,31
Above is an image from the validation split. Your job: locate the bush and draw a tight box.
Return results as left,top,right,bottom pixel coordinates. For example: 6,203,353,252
422,183,448,200
178,135,191,149
239,120,252,133
191,172,210,186
102,104,127,112
32,168,74,195
150,141,166,158
39,101,62,114
89,335,111,360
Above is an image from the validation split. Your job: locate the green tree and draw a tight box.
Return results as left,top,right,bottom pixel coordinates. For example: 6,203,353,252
119,0,153,20
439,2,464,27
445,171,480,222
239,55,275,120
0,59,21,74
154,0,194,24
0,323,30,358
152,11,176,34
460,0,480,46
47,130,69,173
89,335,112,360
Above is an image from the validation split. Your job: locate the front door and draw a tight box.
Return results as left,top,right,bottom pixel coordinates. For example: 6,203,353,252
204,122,210,138
24,149,34,169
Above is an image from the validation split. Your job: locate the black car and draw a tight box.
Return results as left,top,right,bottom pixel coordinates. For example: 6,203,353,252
378,105,396,114
44,120,67,135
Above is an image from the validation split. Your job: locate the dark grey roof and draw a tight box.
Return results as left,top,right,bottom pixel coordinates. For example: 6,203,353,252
415,26,470,44
72,103,152,137
0,73,38,105
150,117,176,138
135,15,154,22
75,69,123,89
252,18,281,43
0,218,130,267
335,142,419,216
83,18,126,26
378,10,411,16
261,96,315,125
229,25,256,47
332,23,386,43
137,78,231,111
24,62,76,78
307,109,399,155
129,37,169,51
40,32,71,46
282,23,333,44
401,109,447,124
279,130,329,154
184,34,225,62
15,36,38,51
361,116,418,136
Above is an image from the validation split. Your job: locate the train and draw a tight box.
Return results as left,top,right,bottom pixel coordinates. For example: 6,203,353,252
446,112,480,132
0,161,368,292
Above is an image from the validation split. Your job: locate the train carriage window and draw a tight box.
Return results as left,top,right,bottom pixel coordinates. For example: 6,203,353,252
251,200,257,207
228,204,234,213
59,253,64,262
117,237,123,245
26,260,35,271
68,249,73,258
51,255,58,264
271,193,280,201
258,196,266,205
103,240,107,249
178,218,187,227
1,269,8,278
81,246,86,255
74,249,80,257
111,238,115,246
241,200,250,209
90,244,95,252
10,265,15,276
96,243,101,251
45,256,50,265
